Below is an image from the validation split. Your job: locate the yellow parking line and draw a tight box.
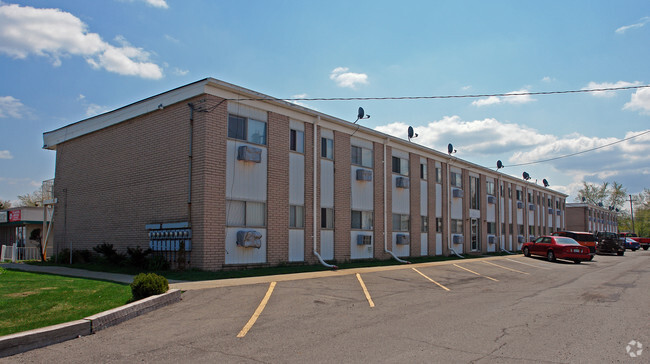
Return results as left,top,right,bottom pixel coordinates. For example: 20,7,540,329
412,268,450,291
482,260,529,275
505,258,550,269
237,281,276,338
453,264,499,282
356,273,375,307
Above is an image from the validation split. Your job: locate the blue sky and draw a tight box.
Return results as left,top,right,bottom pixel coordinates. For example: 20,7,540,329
1,0,649,206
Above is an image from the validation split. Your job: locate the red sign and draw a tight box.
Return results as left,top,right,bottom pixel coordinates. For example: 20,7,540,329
9,210,21,222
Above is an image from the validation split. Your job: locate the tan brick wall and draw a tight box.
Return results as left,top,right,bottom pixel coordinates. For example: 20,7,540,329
333,131,351,262
440,162,449,256
373,142,388,260
409,153,421,256
479,174,488,254
385,146,393,252
427,158,437,255
266,112,290,265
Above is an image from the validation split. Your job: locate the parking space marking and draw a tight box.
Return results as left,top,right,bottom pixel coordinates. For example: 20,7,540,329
412,268,450,291
453,264,499,282
237,281,276,338
482,260,529,275
356,273,375,308
505,258,550,269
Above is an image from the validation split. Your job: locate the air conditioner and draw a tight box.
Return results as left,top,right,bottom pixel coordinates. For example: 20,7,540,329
396,177,410,189
487,195,496,204
357,234,372,245
516,201,524,209
237,145,262,163
452,188,464,198
236,230,262,248
452,234,464,244
529,235,535,241
356,169,373,181
396,234,409,245
517,235,525,243
528,204,535,211
488,235,496,244
556,210,562,216
548,208,554,214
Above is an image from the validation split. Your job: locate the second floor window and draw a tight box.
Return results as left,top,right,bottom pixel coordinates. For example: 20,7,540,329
351,210,373,230
351,146,373,167
228,114,267,145
290,129,304,153
321,137,334,159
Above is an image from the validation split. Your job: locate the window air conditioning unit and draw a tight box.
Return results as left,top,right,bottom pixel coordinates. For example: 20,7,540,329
516,201,524,209
556,210,562,216
529,235,535,241
548,208,554,214
452,188,464,198
237,145,262,163
396,234,409,245
357,234,372,245
487,195,496,204
517,235,525,243
356,169,373,181
528,204,535,211
452,234,464,244
488,235,496,244
236,230,262,248
396,177,410,189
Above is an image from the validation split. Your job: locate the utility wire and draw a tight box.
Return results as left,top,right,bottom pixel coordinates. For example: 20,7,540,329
231,84,650,102
499,129,650,168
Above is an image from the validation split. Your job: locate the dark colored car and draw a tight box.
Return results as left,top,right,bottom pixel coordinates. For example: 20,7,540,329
595,232,625,256
624,238,640,251
522,236,591,264
552,231,596,260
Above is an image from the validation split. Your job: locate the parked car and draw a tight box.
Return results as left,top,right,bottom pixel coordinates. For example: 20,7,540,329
624,238,640,251
595,232,625,256
522,236,591,264
552,231,596,260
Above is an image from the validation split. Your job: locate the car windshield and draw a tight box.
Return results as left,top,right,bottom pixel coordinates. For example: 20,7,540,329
554,237,579,245
574,234,596,242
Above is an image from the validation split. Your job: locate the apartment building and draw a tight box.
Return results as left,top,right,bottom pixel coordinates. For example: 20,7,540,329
42,78,567,270
565,203,618,234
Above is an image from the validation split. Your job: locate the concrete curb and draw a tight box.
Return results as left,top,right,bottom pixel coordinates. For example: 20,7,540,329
0,289,181,358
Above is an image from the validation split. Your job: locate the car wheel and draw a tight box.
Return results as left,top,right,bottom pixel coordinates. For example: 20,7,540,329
573,260,581,264
523,247,530,257
617,250,624,256
643,246,649,250
547,250,556,262
632,248,637,251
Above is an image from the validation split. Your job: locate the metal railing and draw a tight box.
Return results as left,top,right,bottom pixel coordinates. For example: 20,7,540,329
1,244,41,262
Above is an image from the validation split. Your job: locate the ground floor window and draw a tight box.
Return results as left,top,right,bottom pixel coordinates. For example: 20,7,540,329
351,210,373,230
226,200,266,227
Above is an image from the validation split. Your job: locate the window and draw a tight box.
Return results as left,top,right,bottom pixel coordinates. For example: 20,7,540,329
290,129,304,153
226,200,266,227
436,218,443,233
556,200,560,209
289,205,304,228
502,223,506,235
527,192,532,203
516,190,523,201
486,181,495,196
392,214,410,231
508,187,512,198
518,224,524,235
228,114,267,145
528,225,534,235
392,156,409,175
487,222,496,234
470,176,480,210
420,163,427,180
351,145,373,167
500,184,504,197
547,198,552,207
450,172,462,187
351,210,373,230
435,167,442,183
451,219,463,234
321,208,334,229
509,223,513,234
421,216,428,233
321,137,333,159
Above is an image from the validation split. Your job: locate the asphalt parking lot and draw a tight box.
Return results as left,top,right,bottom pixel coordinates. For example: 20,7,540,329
4,251,649,363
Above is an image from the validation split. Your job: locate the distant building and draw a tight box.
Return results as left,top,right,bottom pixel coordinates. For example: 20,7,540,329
565,203,618,234
42,78,567,271
0,206,52,257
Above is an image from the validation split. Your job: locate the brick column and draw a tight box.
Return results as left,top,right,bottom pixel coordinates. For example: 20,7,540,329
267,112,290,265
333,131,351,262
409,153,421,256
427,158,437,255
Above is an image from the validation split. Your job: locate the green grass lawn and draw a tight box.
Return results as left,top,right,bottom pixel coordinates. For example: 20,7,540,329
0,267,132,337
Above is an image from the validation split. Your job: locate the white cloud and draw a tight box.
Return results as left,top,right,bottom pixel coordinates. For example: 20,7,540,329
172,67,189,76
329,67,368,89
472,89,535,107
77,94,86,101
164,34,179,43
288,94,315,109
541,76,555,83
615,16,650,34
583,80,642,98
0,150,13,159
0,96,28,118
0,4,163,79
623,87,650,115
119,0,169,9
86,103,110,117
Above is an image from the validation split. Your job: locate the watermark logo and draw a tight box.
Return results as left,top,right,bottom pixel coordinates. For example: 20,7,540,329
626,340,643,358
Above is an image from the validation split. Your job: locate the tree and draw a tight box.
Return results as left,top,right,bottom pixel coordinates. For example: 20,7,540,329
0,200,11,209
575,181,626,210
16,189,43,207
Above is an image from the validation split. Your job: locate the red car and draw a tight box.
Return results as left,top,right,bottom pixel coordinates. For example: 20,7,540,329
522,236,591,264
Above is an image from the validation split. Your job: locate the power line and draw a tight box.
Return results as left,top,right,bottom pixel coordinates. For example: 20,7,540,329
500,129,650,168
234,84,650,102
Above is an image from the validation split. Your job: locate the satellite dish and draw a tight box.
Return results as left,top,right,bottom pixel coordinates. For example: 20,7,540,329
496,160,503,169
354,107,370,123
598,202,603,207
522,171,530,181
581,197,586,202
543,179,549,187
407,126,418,141
447,143,456,155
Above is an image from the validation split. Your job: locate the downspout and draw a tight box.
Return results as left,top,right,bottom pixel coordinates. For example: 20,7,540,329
187,103,194,224
313,116,337,269
497,174,513,255
447,157,464,258
384,138,410,264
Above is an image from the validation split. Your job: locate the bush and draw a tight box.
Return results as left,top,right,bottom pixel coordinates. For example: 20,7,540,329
130,273,169,300
146,254,170,271
50,249,95,264
127,246,152,269
93,243,126,266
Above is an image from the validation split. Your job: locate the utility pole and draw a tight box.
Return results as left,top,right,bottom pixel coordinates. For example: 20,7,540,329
628,194,635,235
